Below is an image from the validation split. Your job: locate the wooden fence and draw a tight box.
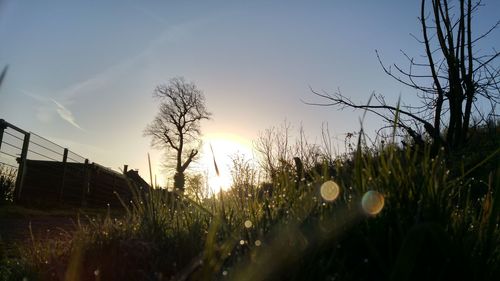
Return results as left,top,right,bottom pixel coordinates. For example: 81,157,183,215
0,119,149,208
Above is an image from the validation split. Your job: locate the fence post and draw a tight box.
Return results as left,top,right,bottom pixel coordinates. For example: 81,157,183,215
81,159,89,207
59,148,68,203
14,132,30,202
0,119,6,150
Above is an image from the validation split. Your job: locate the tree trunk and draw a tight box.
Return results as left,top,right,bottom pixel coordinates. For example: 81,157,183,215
174,172,185,191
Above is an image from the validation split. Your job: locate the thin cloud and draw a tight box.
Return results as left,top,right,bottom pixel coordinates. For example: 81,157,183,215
21,89,48,102
51,99,84,131
57,18,206,102
132,5,169,25
21,19,205,133
21,89,84,131
20,89,55,123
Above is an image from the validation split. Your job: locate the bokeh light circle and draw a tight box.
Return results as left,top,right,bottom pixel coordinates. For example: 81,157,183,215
244,220,253,228
361,190,385,215
320,180,340,202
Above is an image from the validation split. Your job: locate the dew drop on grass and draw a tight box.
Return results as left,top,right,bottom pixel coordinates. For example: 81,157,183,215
240,240,245,245
244,220,253,228
222,270,228,276
255,240,262,247
361,191,385,215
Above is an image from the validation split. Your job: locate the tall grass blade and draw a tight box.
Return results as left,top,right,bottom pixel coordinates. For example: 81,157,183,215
0,65,8,88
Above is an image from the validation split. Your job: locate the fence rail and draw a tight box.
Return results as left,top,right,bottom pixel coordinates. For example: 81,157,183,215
0,118,147,208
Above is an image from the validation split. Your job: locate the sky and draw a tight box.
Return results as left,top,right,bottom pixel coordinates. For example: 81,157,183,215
0,0,499,190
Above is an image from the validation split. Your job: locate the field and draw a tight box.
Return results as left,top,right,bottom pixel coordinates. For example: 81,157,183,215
1,0,499,280
1,126,499,281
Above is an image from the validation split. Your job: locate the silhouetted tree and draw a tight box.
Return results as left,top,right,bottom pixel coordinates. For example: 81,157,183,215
144,77,211,192
310,0,499,151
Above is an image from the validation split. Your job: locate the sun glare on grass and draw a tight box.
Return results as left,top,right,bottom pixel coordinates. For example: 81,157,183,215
198,133,253,194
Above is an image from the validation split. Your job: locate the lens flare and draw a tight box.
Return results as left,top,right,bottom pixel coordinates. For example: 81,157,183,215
320,180,340,202
361,190,385,215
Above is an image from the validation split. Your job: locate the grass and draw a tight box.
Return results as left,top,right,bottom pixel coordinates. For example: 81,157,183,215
0,130,499,280
0,205,123,218
0,164,16,205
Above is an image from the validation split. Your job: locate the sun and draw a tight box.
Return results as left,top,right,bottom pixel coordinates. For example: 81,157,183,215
197,133,254,194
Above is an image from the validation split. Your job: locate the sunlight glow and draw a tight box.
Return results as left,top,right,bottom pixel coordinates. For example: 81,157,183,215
144,153,166,188
197,133,254,194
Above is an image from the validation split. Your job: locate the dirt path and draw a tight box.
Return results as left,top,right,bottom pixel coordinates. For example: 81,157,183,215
0,206,121,256
0,216,79,244
0,207,107,256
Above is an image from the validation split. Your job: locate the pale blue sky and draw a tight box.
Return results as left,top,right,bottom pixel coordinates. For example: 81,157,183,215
0,1,498,186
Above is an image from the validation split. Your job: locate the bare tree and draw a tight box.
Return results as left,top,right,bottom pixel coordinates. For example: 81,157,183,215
254,121,292,180
254,121,322,183
310,0,499,150
144,77,211,192
185,173,209,203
